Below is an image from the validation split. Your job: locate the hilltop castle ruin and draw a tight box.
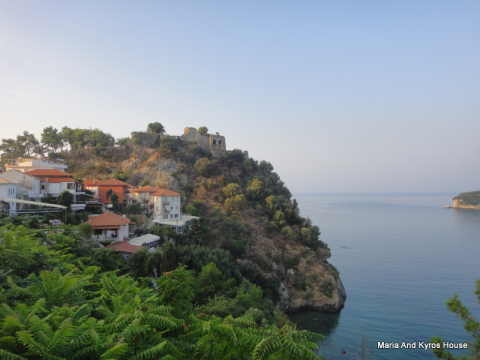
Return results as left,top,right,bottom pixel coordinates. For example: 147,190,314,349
182,127,226,157
130,126,227,157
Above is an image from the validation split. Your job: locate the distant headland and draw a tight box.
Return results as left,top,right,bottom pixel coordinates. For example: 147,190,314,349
449,190,480,210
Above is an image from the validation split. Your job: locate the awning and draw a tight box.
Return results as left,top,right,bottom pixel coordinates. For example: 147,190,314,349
1,198,67,209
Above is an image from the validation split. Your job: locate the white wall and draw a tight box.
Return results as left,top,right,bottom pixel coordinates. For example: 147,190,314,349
0,184,17,212
154,195,181,219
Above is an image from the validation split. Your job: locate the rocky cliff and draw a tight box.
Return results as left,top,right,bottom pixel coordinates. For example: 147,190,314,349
453,199,480,210
452,191,480,210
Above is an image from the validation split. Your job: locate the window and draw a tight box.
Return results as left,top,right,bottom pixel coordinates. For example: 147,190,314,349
67,183,74,189
213,140,216,145
41,184,45,190
163,215,168,219
219,140,222,145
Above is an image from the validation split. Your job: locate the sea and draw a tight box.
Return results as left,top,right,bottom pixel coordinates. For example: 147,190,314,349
289,193,480,360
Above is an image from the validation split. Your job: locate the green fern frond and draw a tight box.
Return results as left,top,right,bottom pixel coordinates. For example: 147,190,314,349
100,341,128,360
0,348,28,360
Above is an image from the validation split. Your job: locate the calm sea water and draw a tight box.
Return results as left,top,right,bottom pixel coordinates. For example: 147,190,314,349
290,193,480,360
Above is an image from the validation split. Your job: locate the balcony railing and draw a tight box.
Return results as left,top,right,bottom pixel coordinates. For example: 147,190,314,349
90,234,118,241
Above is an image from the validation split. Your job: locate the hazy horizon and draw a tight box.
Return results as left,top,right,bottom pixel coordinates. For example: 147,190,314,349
1,1,479,194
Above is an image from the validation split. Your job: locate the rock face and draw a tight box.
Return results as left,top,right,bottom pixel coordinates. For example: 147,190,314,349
453,199,480,210
280,274,346,313
121,149,187,191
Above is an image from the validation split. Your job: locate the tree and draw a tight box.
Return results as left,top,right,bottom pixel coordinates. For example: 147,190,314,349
222,183,243,198
224,195,247,214
17,131,40,156
0,131,41,163
198,126,208,135
160,241,180,273
156,265,194,318
116,137,129,146
106,189,113,200
246,179,266,201
78,223,94,239
0,138,23,163
57,190,73,211
431,279,480,359
60,127,114,150
110,193,122,213
194,158,212,177
147,122,165,134
41,126,64,153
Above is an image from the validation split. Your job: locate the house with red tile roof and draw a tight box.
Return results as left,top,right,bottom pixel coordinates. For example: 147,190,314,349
106,233,161,259
129,185,182,219
83,179,133,205
129,185,162,216
106,240,143,259
86,211,135,241
25,169,82,200
152,189,182,220
130,185,200,233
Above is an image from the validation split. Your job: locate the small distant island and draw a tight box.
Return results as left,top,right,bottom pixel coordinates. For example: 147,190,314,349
451,190,480,210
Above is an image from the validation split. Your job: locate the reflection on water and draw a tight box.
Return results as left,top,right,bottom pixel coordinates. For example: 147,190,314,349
288,310,340,337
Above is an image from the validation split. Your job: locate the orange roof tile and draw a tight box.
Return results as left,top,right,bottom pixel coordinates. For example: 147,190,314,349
106,240,143,253
36,177,78,183
83,179,101,186
86,212,135,229
153,189,181,197
130,185,162,193
26,169,72,177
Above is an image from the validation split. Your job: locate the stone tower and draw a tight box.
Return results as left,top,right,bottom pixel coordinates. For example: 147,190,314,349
182,127,226,157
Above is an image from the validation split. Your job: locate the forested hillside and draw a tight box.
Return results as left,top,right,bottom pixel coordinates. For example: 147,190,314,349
0,125,346,358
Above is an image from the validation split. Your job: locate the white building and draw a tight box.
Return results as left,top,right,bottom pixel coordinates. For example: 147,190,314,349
0,169,41,200
152,189,182,220
5,155,68,173
25,169,82,199
0,179,17,214
86,212,135,241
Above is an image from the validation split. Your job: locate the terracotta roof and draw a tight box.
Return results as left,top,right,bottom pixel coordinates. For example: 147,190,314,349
87,212,135,229
36,177,77,183
130,185,162,193
26,169,72,177
83,179,101,186
97,179,133,187
106,240,143,253
153,189,181,197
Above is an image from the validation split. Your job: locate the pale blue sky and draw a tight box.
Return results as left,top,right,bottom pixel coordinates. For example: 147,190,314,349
1,1,479,193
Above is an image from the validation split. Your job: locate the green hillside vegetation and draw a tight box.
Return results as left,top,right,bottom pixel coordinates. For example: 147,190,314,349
0,125,344,358
453,191,480,206
0,223,323,359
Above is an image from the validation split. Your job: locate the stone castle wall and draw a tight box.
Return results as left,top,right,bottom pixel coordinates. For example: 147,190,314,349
131,132,160,148
130,127,227,157
182,127,226,157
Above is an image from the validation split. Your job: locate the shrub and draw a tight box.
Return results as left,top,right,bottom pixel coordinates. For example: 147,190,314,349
320,280,334,298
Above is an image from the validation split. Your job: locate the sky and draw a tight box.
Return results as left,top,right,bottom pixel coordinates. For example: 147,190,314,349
1,1,479,193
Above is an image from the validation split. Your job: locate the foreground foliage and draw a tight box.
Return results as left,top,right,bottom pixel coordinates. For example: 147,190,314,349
431,280,480,359
0,224,324,359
